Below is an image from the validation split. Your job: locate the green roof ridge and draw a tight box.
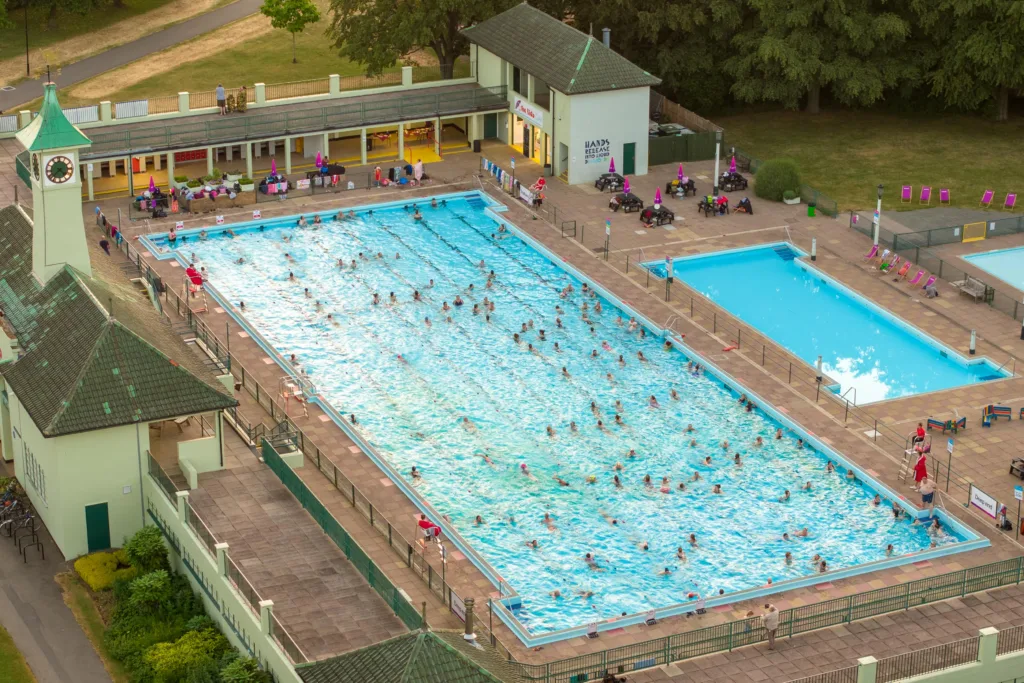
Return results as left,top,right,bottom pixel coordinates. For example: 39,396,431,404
18,83,92,152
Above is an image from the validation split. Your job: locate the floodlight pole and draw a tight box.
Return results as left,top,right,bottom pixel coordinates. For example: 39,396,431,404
712,132,722,196
872,184,883,246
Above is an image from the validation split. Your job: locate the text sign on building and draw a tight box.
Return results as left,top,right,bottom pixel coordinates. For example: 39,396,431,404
450,591,466,622
512,98,543,128
583,138,611,165
969,484,998,518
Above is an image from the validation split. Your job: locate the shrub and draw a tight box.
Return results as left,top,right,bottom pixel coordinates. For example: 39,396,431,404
144,628,230,682
186,179,203,188
754,158,801,202
238,176,253,185
75,552,119,591
185,615,216,632
124,525,167,573
220,657,273,683
783,190,797,201
173,175,189,183
129,570,173,612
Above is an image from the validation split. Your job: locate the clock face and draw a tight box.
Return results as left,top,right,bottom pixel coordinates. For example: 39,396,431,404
45,155,74,184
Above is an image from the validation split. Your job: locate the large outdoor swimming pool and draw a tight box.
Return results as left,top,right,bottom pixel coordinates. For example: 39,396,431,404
963,245,1024,292
646,245,1008,404
145,195,982,642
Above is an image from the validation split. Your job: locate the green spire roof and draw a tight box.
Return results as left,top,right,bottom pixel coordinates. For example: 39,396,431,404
15,83,91,152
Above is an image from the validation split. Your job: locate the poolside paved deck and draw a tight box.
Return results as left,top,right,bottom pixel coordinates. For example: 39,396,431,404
81,143,1024,678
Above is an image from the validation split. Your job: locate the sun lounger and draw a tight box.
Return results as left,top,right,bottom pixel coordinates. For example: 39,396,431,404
892,262,912,281
939,189,950,205
873,248,890,265
864,244,879,260
901,185,912,203
952,275,987,302
879,255,901,274
980,190,994,208
919,187,931,205
1005,193,1017,211
907,270,925,286
921,275,936,289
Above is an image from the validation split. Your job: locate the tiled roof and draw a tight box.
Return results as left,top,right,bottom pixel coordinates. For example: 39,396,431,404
15,83,92,152
462,3,660,95
0,205,236,437
296,631,519,683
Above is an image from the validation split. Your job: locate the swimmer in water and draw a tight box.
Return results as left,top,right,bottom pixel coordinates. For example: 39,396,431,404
872,494,881,506
562,366,571,378
643,474,653,488
785,551,793,565
703,456,712,466
754,436,764,447
424,316,432,327
614,414,624,426
775,428,783,440
826,461,835,473
649,395,660,408
689,533,698,547
712,484,723,494
546,425,556,438
613,474,622,488
410,466,421,480
797,439,805,449
389,292,397,304
793,527,810,537
544,513,556,530
802,481,813,491
886,544,894,557
689,439,698,447
570,421,578,433
734,453,742,467
779,490,790,502
627,449,637,458
677,546,687,562
686,424,695,433
671,389,679,400
638,351,647,362
372,293,381,305
462,417,476,430
554,476,570,487
721,439,730,450
526,539,539,549
474,515,485,525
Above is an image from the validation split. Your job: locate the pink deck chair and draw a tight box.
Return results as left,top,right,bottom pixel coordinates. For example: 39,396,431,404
907,270,925,286
980,190,994,207
1004,193,1017,210
921,275,936,289
864,244,879,260
892,262,912,281
919,187,932,205
939,189,950,205
879,255,901,274
901,185,912,203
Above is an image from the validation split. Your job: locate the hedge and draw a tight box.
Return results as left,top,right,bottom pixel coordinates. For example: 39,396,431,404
754,158,801,202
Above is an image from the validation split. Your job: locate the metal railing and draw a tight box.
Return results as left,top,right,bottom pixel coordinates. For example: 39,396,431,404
997,624,1024,656
82,86,508,158
185,501,217,555
875,635,980,682
266,78,330,101
147,451,179,502
851,212,1024,323
225,554,263,615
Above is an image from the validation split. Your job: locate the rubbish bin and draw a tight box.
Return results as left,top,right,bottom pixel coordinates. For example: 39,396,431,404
807,203,816,218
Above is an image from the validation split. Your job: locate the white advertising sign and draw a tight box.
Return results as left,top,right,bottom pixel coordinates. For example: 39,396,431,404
583,138,611,166
450,592,466,622
970,484,998,518
253,209,262,220
512,98,544,127
519,185,535,205
215,215,225,225
174,221,184,230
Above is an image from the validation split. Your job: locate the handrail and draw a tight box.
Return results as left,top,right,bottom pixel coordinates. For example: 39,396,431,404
995,355,1016,375
839,385,857,407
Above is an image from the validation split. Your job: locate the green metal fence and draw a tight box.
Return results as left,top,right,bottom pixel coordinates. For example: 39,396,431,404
83,86,508,158
648,132,722,166
260,439,424,631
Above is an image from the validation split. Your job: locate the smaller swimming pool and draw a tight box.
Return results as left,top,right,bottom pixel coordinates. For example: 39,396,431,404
962,245,1024,292
645,244,1009,403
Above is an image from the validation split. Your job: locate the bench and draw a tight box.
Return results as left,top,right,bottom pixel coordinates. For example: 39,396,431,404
1011,458,1024,480
952,276,987,302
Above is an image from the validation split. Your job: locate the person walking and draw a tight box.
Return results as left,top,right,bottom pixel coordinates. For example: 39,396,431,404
919,477,935,513
762,603,780,650
216,83,226,115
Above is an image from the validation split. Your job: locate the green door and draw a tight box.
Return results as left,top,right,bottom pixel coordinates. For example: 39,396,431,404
623,142,636,175
483,113,498,139
85,503,110,553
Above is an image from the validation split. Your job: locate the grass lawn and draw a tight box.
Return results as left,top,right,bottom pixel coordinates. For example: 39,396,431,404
717,109,1024,213
55,572,130,683
0,0,177,63
0,624,35,683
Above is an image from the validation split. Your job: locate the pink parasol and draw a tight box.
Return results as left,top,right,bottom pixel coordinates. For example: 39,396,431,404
729,156,737,174
677,164,684,181
654,188,663,206
271,157,277,175
315,151,323,167
148,176,156,193
608,157,616,174
623,178,631,194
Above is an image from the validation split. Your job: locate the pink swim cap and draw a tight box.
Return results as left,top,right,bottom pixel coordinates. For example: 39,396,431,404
520,463,528,470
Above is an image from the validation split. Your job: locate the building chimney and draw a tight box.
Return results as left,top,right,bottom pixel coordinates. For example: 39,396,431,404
602,28,611,48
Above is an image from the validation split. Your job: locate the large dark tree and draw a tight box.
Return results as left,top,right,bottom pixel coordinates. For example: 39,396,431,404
327,0,515,79
569,0,744,112
913,0,1024,121
724,0,915,113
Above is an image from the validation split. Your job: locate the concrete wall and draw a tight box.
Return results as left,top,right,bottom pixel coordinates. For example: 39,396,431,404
477,48,504,91
177,413,224,488
54,423,149,557
145,479,301,682
564,86,650,184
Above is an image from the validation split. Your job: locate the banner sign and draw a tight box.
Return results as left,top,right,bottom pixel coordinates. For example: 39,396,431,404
970,484,998,518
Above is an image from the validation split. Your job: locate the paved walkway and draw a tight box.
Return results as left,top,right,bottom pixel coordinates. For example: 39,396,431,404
632,582,1024,682
0,0,262,112
0,461,111,683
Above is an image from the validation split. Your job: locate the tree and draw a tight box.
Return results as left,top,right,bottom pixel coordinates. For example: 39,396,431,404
724,0,915,113
913,0,1024,121
327,0,514,79
568,0,744,112
260,0,321,64
123,524,167,573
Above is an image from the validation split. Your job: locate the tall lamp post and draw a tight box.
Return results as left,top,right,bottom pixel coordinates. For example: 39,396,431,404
24,2,30,77
872,184,883,246
712,131,722,196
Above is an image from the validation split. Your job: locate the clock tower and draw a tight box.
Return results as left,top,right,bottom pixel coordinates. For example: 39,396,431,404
15,82,93,283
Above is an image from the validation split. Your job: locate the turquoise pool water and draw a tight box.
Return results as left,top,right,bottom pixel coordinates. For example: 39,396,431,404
963,245,1024,292
646,245,1007,404
146,199,974,636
